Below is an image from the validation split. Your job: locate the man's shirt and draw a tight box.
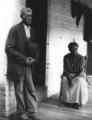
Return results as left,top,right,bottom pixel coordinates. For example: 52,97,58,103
24,24,31,39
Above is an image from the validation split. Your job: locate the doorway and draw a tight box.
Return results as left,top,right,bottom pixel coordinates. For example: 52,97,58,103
26,0,47,87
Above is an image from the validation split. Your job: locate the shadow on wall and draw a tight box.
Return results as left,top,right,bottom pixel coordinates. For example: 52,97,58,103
71,0,92,74
71,0,92,42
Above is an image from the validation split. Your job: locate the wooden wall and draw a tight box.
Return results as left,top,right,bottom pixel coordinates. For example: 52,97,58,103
46,0,87,96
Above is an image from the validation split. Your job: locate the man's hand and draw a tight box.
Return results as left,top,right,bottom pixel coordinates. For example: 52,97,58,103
26,57,36,65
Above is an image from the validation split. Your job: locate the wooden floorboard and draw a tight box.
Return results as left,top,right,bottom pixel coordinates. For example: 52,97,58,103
37,86,92,120
1,87,92,120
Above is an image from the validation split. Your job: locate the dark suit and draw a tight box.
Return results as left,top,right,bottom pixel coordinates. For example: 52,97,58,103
5,22,39,114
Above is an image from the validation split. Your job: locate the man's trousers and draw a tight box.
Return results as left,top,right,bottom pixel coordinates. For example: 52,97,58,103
14,66,38,114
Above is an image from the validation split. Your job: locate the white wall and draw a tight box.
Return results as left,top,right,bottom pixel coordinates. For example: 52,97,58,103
46,0,87,97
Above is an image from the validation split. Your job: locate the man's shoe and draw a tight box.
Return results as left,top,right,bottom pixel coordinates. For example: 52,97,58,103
28,113,41,120
20,113,28,120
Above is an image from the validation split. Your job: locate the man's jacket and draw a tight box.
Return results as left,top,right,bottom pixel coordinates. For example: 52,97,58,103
5,22,39,81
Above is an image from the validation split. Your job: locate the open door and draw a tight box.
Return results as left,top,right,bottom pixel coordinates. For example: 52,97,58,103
26,0,47,87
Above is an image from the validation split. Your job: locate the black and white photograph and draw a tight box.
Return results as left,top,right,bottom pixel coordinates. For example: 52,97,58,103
0,0,92,120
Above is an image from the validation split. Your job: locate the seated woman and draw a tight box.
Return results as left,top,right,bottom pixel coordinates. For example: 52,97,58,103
59,42,88,109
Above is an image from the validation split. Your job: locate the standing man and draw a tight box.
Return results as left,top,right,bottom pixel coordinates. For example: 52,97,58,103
5,7,40,120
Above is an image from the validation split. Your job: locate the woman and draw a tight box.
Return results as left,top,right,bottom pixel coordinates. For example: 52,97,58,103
59,42,88,109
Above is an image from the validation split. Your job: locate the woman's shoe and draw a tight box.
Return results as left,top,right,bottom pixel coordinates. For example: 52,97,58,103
72,103,80,109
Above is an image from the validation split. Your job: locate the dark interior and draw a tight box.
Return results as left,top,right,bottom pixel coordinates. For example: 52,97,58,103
26,0,47,86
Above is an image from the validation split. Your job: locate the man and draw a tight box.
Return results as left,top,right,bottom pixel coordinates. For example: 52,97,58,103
5,7,40,120
59,42,88,109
